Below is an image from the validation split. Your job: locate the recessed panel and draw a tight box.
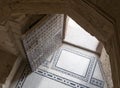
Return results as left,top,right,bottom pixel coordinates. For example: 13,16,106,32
56,50,90,76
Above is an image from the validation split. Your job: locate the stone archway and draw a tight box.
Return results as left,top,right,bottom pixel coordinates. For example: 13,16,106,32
0,0,119,88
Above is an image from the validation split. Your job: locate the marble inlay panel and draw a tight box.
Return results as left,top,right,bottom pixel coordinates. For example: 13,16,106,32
52,48,96,82
22,14,64,71
56,50,90,76
11,44,106,88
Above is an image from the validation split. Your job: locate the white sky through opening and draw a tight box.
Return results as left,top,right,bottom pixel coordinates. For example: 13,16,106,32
64,17,99,51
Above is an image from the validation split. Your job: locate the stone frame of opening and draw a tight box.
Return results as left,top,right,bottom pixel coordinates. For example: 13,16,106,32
62,15,103,56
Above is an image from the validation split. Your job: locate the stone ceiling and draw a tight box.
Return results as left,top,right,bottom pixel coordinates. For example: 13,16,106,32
0,14,46,56
0,0,120,87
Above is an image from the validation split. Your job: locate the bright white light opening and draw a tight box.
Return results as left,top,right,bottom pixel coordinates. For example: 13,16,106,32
64,16,99,52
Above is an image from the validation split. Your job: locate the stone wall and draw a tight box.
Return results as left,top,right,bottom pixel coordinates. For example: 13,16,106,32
100,47,113,88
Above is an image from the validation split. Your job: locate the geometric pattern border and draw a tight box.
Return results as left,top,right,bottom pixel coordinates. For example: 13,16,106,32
90,61,105,88
35,69,89,88
15,65,31,88
52,48,96,82
90,77,104,88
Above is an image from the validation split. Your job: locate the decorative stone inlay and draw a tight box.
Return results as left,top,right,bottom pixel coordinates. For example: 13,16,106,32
90,78,104,88
15,65,31,88
22,14,64,71
52,48,96,82
35,69,89,88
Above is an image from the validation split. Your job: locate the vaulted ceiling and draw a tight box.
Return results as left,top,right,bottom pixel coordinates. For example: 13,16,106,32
0,0,120,88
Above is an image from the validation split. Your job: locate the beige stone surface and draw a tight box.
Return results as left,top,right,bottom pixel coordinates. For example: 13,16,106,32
0,49,17,84
100,48,113,88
